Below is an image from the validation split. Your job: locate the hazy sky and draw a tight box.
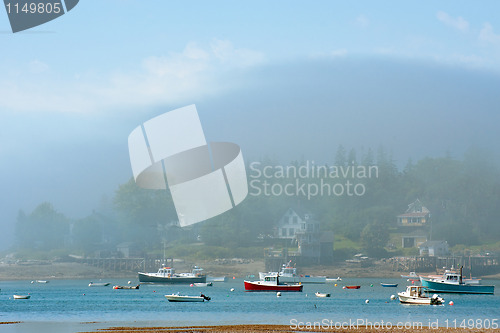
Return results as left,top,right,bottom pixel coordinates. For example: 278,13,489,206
1,1,500,249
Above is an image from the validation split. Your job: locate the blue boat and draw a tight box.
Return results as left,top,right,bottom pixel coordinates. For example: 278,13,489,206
381,283,398,287
420,267,494,294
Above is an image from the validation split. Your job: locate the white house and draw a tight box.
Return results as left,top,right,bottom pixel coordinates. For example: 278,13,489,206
419,240,449,257
276,207,319,240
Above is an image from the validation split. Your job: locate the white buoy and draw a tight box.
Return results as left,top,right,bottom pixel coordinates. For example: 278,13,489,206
230,288,235,292
365,299,369,304
390,295,397,300
128,281,131,284
276,292,281,297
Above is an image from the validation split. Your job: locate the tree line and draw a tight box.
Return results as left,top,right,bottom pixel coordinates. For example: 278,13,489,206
14,146,500,259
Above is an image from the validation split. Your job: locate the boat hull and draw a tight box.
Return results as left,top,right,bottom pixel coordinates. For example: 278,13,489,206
345,286,361,289
315,292,330,297
420,278,494,294
88,283,110,287
244,280,303,292
138,272,206,284
381,283,398,287
113,285,139,289
398,294,443,305
165,294,206,302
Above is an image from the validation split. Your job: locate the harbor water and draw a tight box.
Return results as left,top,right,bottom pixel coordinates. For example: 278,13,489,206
0,278,499,332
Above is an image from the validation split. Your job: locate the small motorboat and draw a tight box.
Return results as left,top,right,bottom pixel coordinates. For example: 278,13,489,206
89,282,111,287
381,283,398,287
315,292,331,297
113,285,140,289
401,272,419,281
207,276,227,283
193,282,213,287
165,293,211,302
326,277,342,282
13,295,30,299
344,285,361,289
398,285,444,305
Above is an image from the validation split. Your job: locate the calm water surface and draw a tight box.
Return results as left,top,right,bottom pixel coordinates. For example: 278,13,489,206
0,278,499,332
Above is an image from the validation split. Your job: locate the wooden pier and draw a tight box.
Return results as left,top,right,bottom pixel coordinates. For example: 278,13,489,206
392,255,499,276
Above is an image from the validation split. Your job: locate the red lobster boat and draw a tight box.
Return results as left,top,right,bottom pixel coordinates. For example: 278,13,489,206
244,274,303,292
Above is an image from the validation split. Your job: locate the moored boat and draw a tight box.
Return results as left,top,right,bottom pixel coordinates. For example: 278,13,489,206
193,282,213,287
315,292,331,297
88,282,110,287
259,264,326,284
207,276,227,283
398,285,444,305
113,285,140,289
401,272,419,281
326,277,342,282
244,274,303,292
381,283,398,287
344,285,361,289
420,267,494,294
138,266,206,284
13,294,30,299
165,293,211,302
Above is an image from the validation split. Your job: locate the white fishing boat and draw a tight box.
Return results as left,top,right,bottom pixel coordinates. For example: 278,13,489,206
326,277,342,282
259,263,326,284
401,272,419,281
207,276,227,283
193,282,213,287
397,285,444,305
164,293,211,302
13,294,31,299
315,292,331,297
139,266,206,284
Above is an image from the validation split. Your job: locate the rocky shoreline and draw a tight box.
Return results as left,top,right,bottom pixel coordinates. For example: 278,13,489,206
1,260,498,281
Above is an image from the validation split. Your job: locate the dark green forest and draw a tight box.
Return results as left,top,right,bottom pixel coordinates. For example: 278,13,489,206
13,146,500,260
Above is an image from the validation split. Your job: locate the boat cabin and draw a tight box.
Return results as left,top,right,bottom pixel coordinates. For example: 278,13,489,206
442,272,461,283
264,275,278,282
407,286,425,297
281,267,297,276
192,266,205,276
